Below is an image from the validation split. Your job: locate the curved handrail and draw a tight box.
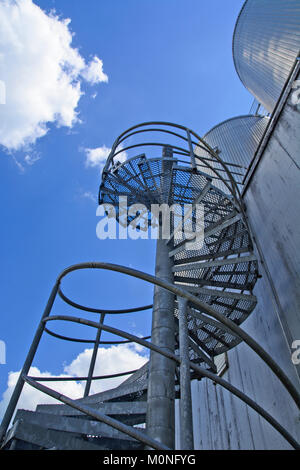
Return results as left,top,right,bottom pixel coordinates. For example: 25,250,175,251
1,261,299,449
27,369,139,383
35,313,299,449
56,262,300,409
44,325,151,345
99,121,246,215
58,286,152,315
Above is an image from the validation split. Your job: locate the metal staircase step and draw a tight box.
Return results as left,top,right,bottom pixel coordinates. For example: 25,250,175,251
35,374,148,416
173,246,252,266
174,276,255,290
172,254,256,273
117,361,148,388
36,399,146,423
138,159,162,200
14,410,143,443
169,213,243,258
184,286,257,302
166,180,212,246
34,400,146,417
2,419,112,450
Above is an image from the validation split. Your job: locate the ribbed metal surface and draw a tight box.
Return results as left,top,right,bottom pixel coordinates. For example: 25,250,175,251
233,0,300,112
203,115,269,184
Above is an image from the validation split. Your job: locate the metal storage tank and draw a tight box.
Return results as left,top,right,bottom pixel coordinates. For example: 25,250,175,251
195,115,269,192
233,0,300,113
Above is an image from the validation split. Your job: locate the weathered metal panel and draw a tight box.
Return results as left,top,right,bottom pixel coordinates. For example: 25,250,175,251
188,277,300,449
243,71,300,375
233,0,300,112
181,71,300,451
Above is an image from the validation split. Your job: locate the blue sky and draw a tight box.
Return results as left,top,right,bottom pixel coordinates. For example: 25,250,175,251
0,0,252,414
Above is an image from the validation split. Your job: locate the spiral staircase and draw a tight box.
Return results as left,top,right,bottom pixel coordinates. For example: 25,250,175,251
0,123,299,451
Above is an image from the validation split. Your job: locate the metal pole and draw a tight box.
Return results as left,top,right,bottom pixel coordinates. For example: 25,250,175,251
146,148,176,448
84,313,106,397
186,128,197,171
177,297,194,450
0,281,60,443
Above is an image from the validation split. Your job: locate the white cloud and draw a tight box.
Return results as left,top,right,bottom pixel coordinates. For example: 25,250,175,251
65,343,147,395
0,0,108,151
10,154,25,172
81,190,97,203
81,56,108,85
84,144,127,170
0,344,148,420
0,367,85,420
0,80,6,105
84,145,111,168
24,152,41,166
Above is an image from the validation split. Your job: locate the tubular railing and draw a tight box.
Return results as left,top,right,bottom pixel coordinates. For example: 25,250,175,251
1,122,299,450
99,121,247,215
1,262,299,449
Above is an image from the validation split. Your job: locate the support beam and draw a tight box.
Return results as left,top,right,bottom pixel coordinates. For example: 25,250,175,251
146,151,176,448
178,297,194,450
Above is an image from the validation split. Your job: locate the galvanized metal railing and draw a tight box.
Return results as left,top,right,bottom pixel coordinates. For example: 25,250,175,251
100,121,246,213
1,262,299,449
1,121,299,450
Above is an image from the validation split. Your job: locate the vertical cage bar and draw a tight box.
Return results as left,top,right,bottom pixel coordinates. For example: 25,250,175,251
0,281,60,442
186,128,197,171
84,312,106,397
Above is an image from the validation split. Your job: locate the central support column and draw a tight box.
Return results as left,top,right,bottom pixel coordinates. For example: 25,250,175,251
146,148,176,449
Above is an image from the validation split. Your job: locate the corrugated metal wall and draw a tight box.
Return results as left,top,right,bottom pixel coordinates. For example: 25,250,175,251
203,115,269,183
233,0,300,112
176,274,300,449
194,115,269,194
183,67,300,452
184,0,300,450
